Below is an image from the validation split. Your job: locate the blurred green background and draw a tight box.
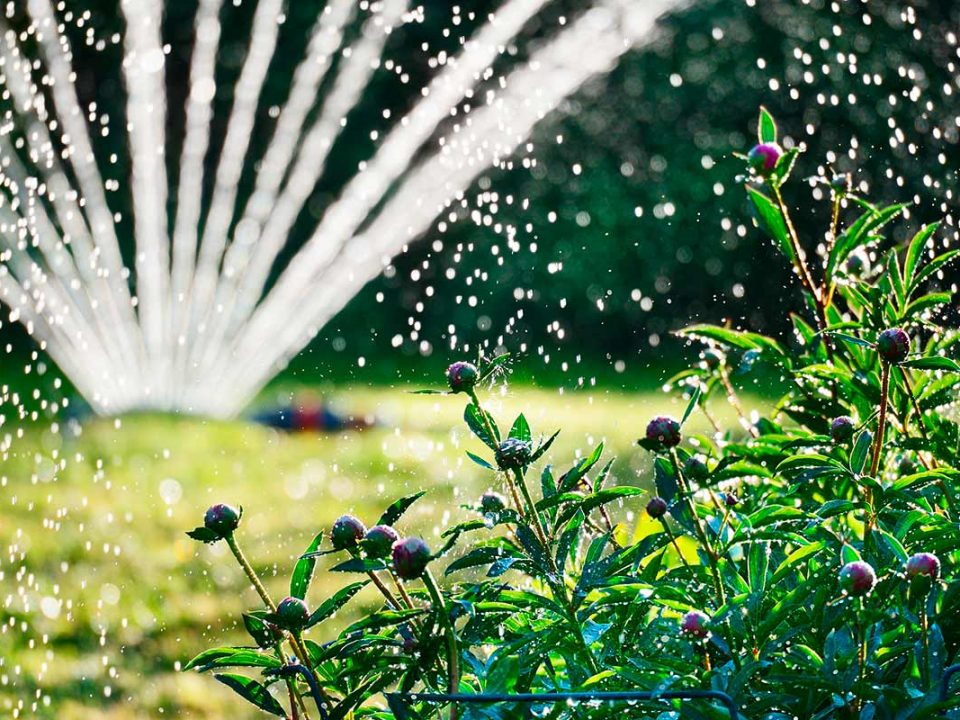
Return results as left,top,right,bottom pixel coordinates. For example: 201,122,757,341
1,0,959,718
2,0,959,393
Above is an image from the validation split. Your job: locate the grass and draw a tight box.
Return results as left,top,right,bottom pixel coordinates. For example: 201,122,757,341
0,382,764,719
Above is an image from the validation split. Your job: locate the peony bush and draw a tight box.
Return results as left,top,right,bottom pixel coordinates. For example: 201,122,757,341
184,109,960,719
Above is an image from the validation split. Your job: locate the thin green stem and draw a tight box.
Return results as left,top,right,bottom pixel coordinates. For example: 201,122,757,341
869,362,890,480
659,517,691,569
226,534,314,719
423,570,460,720
467,389,528,521
670,450,726,608
511,467,549,547
920,603,930,688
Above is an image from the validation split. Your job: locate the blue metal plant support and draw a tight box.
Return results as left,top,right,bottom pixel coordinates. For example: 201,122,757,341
385,688,741,719
267,662,960,719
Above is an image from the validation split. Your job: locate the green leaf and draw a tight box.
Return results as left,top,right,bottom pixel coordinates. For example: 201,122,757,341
241,612,274,648
378,491,427,527
509,414,531,442
747,186,793,261
581,486,642,514
903,221,939,284
850,429,873,476
290,531,324,600
186,527,220,544
185,646,281,672
758,106,777,144
464,402,500,449
680,385,702,425
840,544,862,564
909,249,959,293
214,674,286,717
901,356,960,373
466,451,494,470
306,581,367,628
825,331,873,349
330,557,387,573
771,541,826,584
902,292,951,319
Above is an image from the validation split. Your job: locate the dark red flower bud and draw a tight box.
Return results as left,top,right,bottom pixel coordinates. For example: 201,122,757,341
680,610,710,638
723,492,740,508
747,143,782,174
363,524,400,559
275,596,310,631
876,328,910,364
392,537,432,580
495,438,533,471
684,455,709,482
204,504,241,538
830,416,855,443
839,561,876,596
331,515,366,550
905,552,940,580
446,361,478,393
480,491,507,515
645,416,682,450
646,496,668,519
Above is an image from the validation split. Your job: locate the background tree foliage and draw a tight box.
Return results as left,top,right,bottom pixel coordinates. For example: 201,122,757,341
2,0,958,388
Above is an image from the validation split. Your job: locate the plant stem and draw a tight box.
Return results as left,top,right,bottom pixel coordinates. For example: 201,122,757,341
467,389,529,521
862,360,891,543
719,366,759,439
868,362,890,479
226,534,315,719
920,602,930,688
511,467,549,547
855,605,867,712
423,570,459,720
670,450,726,608
659,517,691,568
226,534,277,611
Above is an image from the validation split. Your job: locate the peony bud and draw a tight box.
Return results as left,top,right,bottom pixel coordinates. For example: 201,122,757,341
331,515,366,550
876,328,910,364
446,361,478,393
747,143,783,174
645,416,682,450
839,561,876,596
646,496,668,519
204,504,241,538
392,537,432,580
275,596,310,631
363,525,400,559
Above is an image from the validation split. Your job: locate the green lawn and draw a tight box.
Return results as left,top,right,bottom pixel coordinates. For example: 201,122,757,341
0,384,761,719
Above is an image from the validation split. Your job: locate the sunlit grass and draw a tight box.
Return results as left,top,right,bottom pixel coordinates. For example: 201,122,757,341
0,384,763,719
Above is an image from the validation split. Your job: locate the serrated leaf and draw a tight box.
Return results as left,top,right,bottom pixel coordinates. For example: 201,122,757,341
378,491,427,527
214,674,286,717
